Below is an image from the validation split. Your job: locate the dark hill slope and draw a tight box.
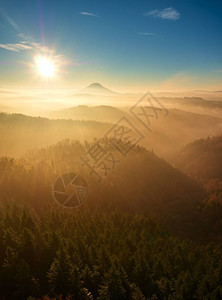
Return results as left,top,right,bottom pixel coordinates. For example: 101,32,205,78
174,135,222,183
0,139,204,218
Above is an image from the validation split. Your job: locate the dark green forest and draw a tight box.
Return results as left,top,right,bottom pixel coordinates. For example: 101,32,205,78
1,203,222,300
0,138,222,299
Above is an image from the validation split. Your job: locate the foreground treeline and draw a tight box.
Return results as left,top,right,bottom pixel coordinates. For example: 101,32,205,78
0,139,222,299
0,203,222,300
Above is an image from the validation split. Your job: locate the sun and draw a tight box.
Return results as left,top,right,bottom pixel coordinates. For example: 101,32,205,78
35,55,56,77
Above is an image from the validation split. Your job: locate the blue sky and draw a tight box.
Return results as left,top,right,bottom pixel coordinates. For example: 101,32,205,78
0,0,222,91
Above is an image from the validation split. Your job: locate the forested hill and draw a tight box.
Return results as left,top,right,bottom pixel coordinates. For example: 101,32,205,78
13,139,203,215
0,113,111,157
0,140,222,299
174,135,222,183
0,138,209,236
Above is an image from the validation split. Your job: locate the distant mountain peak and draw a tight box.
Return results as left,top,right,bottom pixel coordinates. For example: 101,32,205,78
87,83,104,89
81,83,119,96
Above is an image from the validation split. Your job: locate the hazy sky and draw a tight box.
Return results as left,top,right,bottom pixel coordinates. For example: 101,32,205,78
0,0,222,92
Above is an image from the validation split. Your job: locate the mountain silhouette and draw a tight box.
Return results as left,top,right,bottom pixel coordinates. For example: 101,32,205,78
80,82,119,96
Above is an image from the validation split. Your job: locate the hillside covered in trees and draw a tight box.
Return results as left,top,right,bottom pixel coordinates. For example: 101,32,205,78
1,204,222,299
174,135,222,205
0,113,221,299
0,139,204,217
174,135,222,183
0,113,110,157
0,139,222,299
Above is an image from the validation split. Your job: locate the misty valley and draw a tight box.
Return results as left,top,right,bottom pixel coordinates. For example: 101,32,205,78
0,84,222,299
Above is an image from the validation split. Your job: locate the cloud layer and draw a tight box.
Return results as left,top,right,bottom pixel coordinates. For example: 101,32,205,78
0,43,32,52
0,36,51,53
80,12,98,17
137,32,155,36
0,33,71,69
145,7,180,20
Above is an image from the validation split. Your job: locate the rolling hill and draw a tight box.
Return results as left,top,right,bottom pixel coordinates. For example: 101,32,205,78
0,113,111,157
173,135,222,183
0,138,204,218
50,105,131,123
50,105,222,157
1,106,222,159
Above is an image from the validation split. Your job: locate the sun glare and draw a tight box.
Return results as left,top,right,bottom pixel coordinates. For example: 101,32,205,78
35,56,56,77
